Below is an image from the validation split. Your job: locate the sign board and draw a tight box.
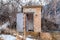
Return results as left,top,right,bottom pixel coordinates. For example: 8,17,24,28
16,13,24,32
23,8,36,13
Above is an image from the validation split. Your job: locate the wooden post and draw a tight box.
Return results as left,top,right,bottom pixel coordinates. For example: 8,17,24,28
23,14,26,40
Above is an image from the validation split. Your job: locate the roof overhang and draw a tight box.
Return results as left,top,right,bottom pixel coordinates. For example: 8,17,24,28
22,5,42,8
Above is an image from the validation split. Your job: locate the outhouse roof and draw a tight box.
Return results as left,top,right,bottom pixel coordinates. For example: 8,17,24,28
23,5,42,8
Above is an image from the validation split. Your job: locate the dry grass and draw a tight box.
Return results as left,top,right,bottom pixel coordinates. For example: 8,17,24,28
51,32,60,40
0,28,23,40
40,32,60,40
40,32,52,40
0,37,4,40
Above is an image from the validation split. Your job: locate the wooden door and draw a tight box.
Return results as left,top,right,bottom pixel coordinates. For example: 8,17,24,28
26,13,34,32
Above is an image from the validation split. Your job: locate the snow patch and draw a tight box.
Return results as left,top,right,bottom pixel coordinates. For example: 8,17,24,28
0,34,16,40
26,37,33,40
0,21,10,30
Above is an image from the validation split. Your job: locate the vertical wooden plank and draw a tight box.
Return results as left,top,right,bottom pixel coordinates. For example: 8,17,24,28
39,9,41,32
23,13,26,40
34,8,41,32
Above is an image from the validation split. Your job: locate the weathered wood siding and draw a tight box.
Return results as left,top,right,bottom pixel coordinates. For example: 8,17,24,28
23,6,42,32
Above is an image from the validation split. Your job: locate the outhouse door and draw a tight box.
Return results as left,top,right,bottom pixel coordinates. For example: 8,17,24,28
26,13,34,32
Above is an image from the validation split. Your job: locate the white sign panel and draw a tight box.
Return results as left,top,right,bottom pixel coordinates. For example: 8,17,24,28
17,13,23,32
23,8,36,13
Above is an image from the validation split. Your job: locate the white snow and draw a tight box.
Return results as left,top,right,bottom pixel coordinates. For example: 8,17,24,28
26,37,34,40
0,21,10,30
0,34,16,40
26,37,36,40
0,34,34,40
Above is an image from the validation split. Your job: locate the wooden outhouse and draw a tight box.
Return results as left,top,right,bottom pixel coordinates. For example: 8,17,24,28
23,5,42,39
23,5,42,33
